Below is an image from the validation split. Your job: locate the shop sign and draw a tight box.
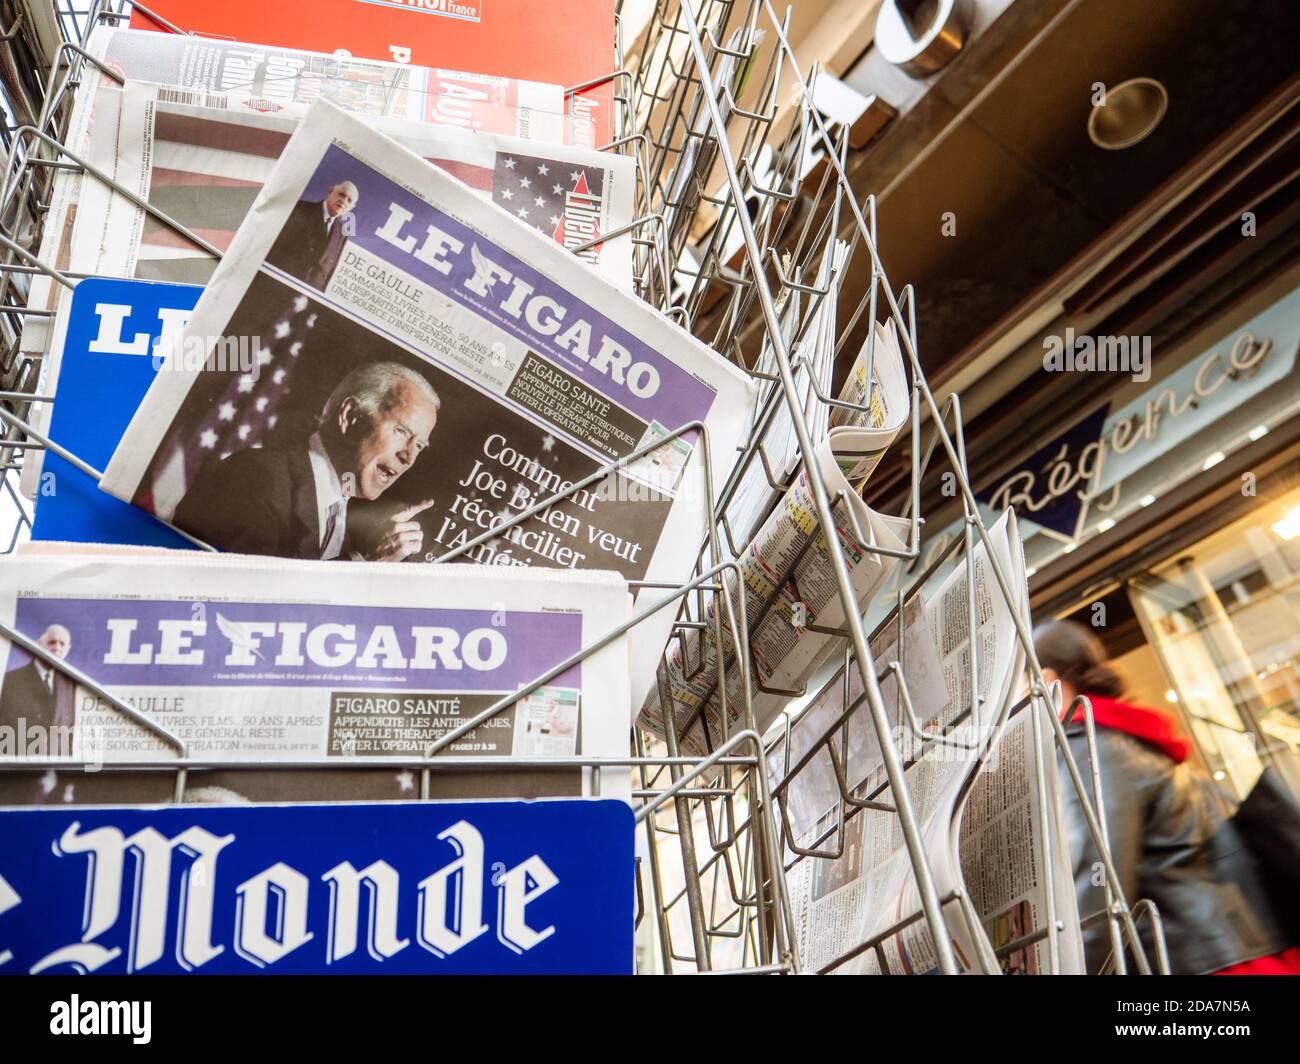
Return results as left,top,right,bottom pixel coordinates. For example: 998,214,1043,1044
977,405,1110,539
980,316,1288,541
864,290,1300,618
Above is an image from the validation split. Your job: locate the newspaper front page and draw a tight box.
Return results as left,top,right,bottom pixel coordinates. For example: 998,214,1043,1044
0,545,631,807
637,315,910,753
771,510,1082,973
99,99,755,713
22,76,630,500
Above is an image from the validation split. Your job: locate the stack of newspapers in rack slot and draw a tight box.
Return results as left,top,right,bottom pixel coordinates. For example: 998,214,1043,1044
5,2,760,810
21,20,637,494
637,232,913,754
764,509,1085,974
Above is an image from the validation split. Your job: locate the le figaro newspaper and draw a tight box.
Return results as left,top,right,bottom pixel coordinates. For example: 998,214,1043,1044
100,99,756,710
0,545,632,806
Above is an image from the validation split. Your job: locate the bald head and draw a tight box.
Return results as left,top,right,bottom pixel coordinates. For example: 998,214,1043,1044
39,624,71,660
326,182,358,218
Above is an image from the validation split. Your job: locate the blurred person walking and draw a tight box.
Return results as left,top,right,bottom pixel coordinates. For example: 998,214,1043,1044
1033,619,1299,975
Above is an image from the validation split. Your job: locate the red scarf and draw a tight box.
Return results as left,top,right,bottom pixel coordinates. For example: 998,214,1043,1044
1063,694,1190,763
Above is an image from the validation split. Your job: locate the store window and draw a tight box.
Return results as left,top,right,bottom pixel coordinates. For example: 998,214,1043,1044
1128,485,1300,800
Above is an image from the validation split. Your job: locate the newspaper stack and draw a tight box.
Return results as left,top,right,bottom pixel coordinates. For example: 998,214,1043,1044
637,236,912,751
0,544,631,807
767,510,1085,974
98,99,755,713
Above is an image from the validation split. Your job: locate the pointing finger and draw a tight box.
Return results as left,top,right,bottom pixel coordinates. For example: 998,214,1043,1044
393,498,437,523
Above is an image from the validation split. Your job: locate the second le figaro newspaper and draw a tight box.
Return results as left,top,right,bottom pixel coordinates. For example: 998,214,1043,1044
101,100,756,709
0,547,633,806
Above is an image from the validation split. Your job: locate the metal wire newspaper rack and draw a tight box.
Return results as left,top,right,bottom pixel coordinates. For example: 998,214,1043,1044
0,0,1168,974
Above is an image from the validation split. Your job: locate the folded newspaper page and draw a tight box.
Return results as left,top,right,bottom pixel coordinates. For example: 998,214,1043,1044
727,313,909,546
106,80,635,288
769,509,1082,973
99,99,756,714
725,240,832,547
21,25,569,372
637,314,910,753
98,28,569,139
639,438,908,753
0,546,632,807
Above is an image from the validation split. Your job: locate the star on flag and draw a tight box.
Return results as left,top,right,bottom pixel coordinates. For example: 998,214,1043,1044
490,152,606,251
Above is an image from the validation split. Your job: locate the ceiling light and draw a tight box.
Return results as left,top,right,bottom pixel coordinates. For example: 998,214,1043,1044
1062,542,1077,554
1249,424,1269,442
1088,77,1168,150
1097,518,1115,532
1140,494,1156,507
1202,451,1225,471
1165,689,1178,703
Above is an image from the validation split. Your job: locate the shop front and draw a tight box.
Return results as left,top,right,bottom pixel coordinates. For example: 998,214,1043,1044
879,267,1300,801
995,272,1300,799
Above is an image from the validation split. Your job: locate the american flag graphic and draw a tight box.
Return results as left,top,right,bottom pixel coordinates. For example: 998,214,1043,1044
190,295,314,476
486,151,605,253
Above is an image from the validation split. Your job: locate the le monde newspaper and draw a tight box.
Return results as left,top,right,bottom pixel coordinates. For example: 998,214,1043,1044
99,99,756,710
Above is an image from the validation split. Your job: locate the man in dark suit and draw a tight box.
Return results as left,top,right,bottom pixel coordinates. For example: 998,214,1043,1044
0,624,76,755
265,181,359,290
172,361,439,562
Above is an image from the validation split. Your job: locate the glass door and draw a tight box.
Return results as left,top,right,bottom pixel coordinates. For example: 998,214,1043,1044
1127,485,1300,801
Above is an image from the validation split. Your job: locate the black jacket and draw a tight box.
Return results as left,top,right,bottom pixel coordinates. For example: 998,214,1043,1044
0,661,75,739
1061,721,1294,974
172,442,324,559
265,198,354,291
1,661,55,728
